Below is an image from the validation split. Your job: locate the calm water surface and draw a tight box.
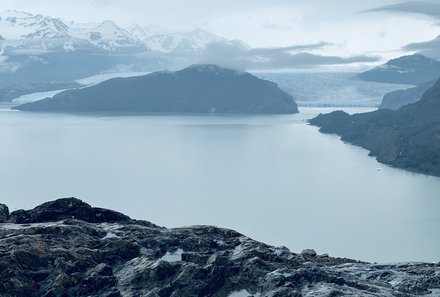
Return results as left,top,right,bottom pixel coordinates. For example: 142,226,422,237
1,106,439,263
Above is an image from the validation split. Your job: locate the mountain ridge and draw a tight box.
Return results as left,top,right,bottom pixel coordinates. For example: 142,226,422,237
309,78,440,176
359,54,440,85
13,64,299,114
0,10,248,97
0,10,237,53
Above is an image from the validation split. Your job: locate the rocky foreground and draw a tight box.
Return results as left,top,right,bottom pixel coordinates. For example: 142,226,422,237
0,198,439,297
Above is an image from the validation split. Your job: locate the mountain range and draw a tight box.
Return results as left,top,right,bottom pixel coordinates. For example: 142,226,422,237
358,54,440,85
358,54,440,110
0,10,229,53
0,10,244,101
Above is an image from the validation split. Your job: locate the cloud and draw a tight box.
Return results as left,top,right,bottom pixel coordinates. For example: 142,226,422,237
403,35,440,59
249,42,333,54
362,1,440,19
194,40,379,70
260,23,292,31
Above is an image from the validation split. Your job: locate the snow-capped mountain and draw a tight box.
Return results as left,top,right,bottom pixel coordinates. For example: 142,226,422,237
359,54,440,85
0,10,69,39
143,29,225,53
127,24,228,53
68,20,141,50
127,24,151,41
0,10,249,91
0,10,235,54
0,10,140,51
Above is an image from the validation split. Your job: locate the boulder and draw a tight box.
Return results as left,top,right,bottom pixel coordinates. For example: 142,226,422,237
301,249,317,257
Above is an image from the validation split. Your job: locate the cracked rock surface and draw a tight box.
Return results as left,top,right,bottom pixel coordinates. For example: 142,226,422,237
0,198,439,297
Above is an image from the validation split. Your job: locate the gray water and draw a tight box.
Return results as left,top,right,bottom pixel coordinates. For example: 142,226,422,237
1,107,439,263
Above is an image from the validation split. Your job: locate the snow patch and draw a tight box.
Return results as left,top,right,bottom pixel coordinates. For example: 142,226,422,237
389,273,405,287
115,256,155,283
303,283,342,297
231,244,243,260
0,221,63,230
12,89,66,103
63,40,75,51
75,71,149,86
228,289,260,297
10,71,151,105
425,289,440,297
267,269,292,278
102,232,119,239
159,248,183,262
98,222,124,233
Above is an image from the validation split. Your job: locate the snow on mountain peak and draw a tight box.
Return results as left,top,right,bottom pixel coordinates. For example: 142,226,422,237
143,29,225,53
1,10,33,18
0,10,240,54
0,10,69,39
96,20,123,32
68,19,140,50
127,24,150,41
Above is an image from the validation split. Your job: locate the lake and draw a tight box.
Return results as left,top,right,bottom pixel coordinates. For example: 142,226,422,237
1,106,439,263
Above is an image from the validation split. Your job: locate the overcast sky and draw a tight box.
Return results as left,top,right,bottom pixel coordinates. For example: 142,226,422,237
2,0,440,63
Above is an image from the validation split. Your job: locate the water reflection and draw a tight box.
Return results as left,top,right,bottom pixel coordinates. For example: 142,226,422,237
0,107,439,263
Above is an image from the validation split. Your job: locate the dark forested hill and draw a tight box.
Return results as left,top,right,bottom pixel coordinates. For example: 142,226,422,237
14,65,298,114
310,78,440,176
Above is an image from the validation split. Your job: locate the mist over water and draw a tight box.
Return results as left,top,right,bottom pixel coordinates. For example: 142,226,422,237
1,107,439,263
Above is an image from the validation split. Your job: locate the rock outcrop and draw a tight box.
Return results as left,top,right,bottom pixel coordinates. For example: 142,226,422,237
309,78,440,176
13,64,298,114
8,197,130,224
1,198,439,297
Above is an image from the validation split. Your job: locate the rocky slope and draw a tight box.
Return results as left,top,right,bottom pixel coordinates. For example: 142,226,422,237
309,78,440,176
14,64,298,114
359,54,440,85
0,198,439,297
